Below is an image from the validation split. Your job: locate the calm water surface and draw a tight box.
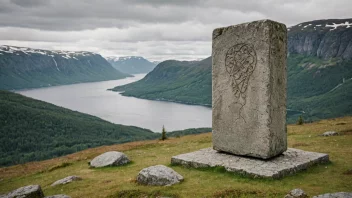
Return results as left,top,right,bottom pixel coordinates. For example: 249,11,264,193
18,74,212,132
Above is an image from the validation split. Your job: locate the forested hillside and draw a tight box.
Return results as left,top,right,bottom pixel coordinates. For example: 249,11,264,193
0,90,156,166
111,19,352,123
111,57,212,106
0,46,130,90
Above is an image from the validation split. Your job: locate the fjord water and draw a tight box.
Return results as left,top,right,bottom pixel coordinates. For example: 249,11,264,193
18,74,211,132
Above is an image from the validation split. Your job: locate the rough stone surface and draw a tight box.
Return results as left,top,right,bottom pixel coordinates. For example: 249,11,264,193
212,19,288,159
90,151,130,168
284,189,308,198
5,185,44,198
171,148,329,179
44,195,71,198
136,165,184,186
321,131,339,137
313,192,352,198
51,176,82,186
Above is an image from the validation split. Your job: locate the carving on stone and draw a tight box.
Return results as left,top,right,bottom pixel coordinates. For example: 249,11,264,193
225,43,257,122
225,43,257,99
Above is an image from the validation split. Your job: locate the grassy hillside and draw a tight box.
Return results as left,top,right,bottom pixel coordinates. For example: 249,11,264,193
111,57,212,106
1,117,351,197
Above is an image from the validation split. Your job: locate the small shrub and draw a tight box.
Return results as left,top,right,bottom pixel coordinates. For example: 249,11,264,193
297,115,304,125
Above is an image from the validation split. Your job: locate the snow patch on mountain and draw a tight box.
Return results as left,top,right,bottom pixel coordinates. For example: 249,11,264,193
326,21,352,30
0,45,97,60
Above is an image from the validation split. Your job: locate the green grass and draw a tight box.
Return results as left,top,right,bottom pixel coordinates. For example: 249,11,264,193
0,117,351,197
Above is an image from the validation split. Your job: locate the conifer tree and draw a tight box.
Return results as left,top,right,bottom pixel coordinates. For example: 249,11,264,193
161,125,167,140
297,115,304,125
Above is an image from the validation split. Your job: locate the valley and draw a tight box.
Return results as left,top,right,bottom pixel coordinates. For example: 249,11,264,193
112,19,352,124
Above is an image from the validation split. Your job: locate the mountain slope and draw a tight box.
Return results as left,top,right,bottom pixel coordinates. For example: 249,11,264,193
0,90,156,167
1,117,351,197
106,56,156,74
0,46,131,90
288,19,352,60
111,57,212,106
111,19,352,123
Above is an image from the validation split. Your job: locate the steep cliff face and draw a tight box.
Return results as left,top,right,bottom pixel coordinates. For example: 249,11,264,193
0,46,130,90
288,19,352,60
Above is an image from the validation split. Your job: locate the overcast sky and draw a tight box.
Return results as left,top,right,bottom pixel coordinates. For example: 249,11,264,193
0,0,351,61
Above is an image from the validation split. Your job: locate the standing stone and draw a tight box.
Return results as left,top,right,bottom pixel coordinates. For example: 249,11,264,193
212,19,287,159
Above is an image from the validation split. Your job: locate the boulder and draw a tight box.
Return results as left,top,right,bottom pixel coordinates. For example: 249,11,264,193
321,131,339,137
44,195,71,198
313,192,352,198
51,176,82,186
90,151,130,168
6,185,44,198
284,189,308,198
137,165,183,186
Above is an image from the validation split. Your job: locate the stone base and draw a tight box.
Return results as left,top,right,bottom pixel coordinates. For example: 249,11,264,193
171,148,329,179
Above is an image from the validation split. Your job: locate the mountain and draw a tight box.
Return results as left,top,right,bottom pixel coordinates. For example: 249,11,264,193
105,56,157,74
287,19,352,60
111,19,352,123
0,90,211,167
0,45,131,90
111,57,212,106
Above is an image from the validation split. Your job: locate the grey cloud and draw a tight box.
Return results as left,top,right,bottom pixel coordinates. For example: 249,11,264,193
0,0,351,61
0,0,350,31
11,0,48,7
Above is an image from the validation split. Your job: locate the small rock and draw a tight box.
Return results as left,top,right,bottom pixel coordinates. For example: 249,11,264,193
321,131,339,137
90,151,130,168
137,165,183,186
44,195,71,198
343,169,352,175
6,185,44,198
313,192,352,198
284,188,308,198
51,176,82,186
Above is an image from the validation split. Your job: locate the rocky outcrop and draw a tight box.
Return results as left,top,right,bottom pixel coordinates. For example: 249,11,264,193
313,192,352,198
5,185,44,198
288,19,352,60
90,151,130,168
321,131,339,136
51,176,82,186
284,189,308,198
136,165,184,186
